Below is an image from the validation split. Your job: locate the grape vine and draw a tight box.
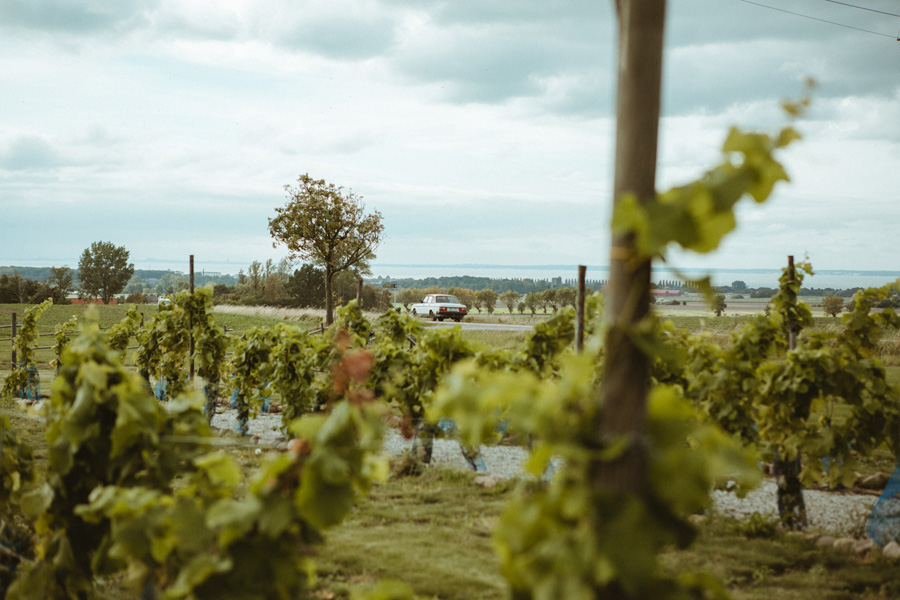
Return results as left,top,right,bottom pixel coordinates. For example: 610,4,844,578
1,299,52,401
2,313,385,599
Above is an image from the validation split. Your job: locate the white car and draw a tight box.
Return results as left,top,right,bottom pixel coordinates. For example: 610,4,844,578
410,294,468,322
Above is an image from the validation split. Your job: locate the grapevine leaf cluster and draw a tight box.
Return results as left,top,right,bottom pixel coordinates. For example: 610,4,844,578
1,299,53,400
0,414,35,590
663,263,900,528
1,313,385,599
433,354,759,599
429,110,808,598
104,305,143,353
51,316,78,375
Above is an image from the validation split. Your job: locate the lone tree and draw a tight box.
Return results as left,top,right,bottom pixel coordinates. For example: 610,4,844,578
77,242,134,304
711,293,727,316
269,174,384,325
822,294,844,317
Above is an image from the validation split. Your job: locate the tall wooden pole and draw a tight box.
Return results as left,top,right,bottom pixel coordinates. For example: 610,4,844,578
189,255,195,380
597,0,667,498
787,255,797,350
576,265,587,353
10,313,16,367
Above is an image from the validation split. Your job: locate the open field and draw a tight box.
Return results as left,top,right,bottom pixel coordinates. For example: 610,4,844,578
0,303,318,370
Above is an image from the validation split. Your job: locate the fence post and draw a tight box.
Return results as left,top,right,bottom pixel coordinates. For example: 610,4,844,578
787,255,797,351
576,265,587,353
11,312,16,367
189,255,195,380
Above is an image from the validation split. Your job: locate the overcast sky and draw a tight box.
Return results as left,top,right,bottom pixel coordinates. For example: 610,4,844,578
2,0,900,277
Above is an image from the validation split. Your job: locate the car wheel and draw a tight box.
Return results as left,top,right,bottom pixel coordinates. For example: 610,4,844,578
454,318,461,322
439,317,444,322
429,311,436,321
412,309,417,316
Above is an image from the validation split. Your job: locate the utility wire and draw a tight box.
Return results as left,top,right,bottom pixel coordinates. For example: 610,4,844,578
738,0,898,39
819,0,900,19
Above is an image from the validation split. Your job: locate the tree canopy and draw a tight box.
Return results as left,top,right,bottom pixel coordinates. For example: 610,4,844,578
823,294,844,317
77,242,134,304
49,266,74,296
500,290,520,313
269,174,384,324
711,293,728,316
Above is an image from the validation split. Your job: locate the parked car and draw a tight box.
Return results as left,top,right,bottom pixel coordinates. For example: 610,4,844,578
410,294,467,322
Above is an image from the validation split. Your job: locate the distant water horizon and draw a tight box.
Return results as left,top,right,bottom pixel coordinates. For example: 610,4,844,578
368,264,900,290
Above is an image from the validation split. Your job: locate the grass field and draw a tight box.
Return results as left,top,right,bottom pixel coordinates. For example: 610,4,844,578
316,470,900,600
0,303,319,371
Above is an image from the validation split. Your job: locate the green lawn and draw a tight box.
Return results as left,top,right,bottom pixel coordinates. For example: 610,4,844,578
0,302,315,371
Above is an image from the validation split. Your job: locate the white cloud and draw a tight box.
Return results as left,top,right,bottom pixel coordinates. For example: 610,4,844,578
2,0,900,275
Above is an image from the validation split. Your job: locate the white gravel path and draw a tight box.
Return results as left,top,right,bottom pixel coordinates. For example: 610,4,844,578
712,480,877,536
212,408,881,536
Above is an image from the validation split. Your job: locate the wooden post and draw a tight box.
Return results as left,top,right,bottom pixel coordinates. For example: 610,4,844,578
598,0,667,499
787,255,797,350
357,278,363,309
189,255,195,379
10,313,16,367
576,265,587,353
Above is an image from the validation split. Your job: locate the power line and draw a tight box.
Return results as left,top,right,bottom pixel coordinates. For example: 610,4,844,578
819,0,900,19
738,0,899,39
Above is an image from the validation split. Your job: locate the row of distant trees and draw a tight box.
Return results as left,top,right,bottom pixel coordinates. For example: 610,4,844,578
0,269,72,304
393,286,578,316
0,242,135,305
706,292,897,318
373,276,606,296
210,261,392,312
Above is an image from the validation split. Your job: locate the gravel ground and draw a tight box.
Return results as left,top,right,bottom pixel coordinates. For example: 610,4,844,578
213,408,880,536
712,480,877,536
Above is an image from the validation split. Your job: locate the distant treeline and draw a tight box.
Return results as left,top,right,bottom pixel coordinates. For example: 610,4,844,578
367,276,609,296
0,267,237,287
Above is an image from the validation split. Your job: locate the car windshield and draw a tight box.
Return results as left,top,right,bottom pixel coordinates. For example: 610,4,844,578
435,295,458,304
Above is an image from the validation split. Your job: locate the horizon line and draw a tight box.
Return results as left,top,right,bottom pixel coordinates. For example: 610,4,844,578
371,264,900,275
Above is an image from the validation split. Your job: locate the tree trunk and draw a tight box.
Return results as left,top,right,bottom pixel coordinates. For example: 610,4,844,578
775,455,808,530
325,265,334,326
595,0,666,497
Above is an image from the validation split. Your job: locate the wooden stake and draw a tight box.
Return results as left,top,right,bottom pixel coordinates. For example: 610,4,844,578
599,0,667,497
576,265,587,353
11,313,16,367
189,255,195,379
787,255,797,350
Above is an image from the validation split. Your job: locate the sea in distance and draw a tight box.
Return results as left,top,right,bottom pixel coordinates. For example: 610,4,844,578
368,264,900,291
